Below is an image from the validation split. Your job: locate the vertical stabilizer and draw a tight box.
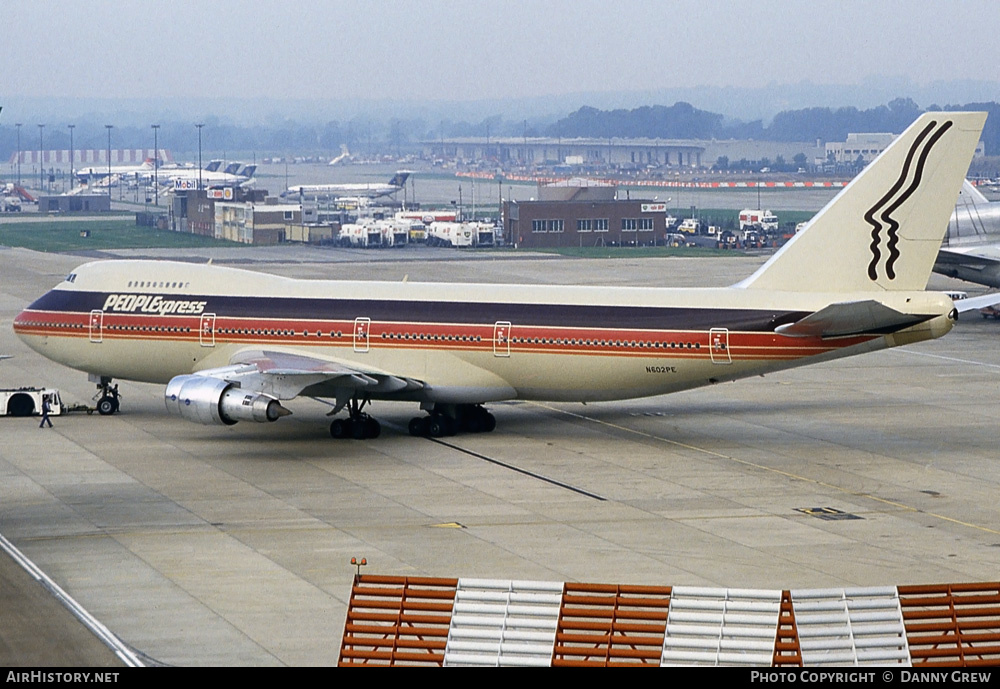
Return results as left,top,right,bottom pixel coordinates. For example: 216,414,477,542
739,112,986,292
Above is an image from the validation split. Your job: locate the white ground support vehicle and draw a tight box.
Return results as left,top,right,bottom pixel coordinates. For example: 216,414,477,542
738,209,779,232
1,387,64,417
678,218,701,234
427,221,475,247
427,221,496,247
468,221,496,246
338,221,384,248
379,219,410,248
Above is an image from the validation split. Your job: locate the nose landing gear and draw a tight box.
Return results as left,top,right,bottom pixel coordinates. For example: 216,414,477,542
93,377,121,416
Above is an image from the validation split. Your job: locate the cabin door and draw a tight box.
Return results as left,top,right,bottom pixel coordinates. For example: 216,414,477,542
354,317,371,353
199,313,216,347
88,309,103,343
493,321,511,357
709,328,731,364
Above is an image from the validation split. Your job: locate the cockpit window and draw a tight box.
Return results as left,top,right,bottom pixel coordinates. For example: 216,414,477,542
65,273,77,283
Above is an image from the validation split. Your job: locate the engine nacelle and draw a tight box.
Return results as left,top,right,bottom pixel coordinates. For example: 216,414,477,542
164,375,289,425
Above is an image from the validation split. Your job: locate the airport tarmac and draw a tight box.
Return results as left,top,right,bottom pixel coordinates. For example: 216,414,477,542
2,244,1000,666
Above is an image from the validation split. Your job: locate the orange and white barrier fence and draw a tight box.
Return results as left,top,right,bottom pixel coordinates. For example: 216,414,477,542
340,575,1000,667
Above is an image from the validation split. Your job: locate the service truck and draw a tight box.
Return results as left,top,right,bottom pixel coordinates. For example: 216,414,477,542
1,387,64,417
738,209,779,232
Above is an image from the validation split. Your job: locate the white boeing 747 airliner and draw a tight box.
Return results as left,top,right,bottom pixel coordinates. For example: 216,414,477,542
13,112,988,440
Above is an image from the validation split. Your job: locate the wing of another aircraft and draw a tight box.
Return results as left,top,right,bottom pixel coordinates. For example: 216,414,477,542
953,292,1000,313
775,300,935,339
934,246,1000,288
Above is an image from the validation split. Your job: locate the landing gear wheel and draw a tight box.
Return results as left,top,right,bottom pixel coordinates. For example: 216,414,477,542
93,377,121,415
457,405,496,434
464,412,484,434
426,416,446,438
97,396,117,416
330,418,351,439
330,400,382,440
409,416,427,436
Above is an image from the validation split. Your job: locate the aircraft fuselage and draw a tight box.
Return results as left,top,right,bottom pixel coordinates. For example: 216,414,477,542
13,260,954,406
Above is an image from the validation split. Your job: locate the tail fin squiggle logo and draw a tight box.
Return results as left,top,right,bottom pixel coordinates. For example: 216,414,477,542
865,119,953,281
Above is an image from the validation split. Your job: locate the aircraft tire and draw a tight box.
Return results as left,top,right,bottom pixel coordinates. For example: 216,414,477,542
463,412,484,433
408,417,427,436
426,417,446,438
97,397,116,416
365,418,381,439
330,418,351,439
482,412,496,433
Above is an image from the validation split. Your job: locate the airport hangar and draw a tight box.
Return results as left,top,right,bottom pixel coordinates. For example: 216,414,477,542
2,245,1000,666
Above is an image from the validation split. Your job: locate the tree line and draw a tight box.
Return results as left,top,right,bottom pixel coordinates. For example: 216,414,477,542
1,99,997,161
549,99,1000,155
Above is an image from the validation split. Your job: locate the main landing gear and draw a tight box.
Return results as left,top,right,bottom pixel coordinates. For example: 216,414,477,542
329,398,381,440
94,377,121,416
408,404,496,438
328,400,497,440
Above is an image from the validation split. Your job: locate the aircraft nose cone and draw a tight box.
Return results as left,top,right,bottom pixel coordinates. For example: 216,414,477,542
12,309,31,337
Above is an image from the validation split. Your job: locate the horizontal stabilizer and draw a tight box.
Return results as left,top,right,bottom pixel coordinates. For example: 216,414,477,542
955,292,1000,314
775,300,933,339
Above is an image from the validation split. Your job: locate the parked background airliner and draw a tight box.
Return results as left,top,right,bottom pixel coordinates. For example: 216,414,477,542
934,179,1000,288
281,171,411,201
13,113,988,440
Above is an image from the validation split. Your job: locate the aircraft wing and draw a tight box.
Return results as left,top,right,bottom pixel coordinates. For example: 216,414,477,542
935,246,1000,271
775,300,934,339
954,292,1000,314
196,348,425,411
933,246,1000,288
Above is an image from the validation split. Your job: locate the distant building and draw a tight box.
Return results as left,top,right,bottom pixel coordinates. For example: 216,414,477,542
424,137,705,168
8,149,172,166
215,199,301,244
825,133,896,165
827,133,985,164
35,194,110,213
537,178,616,202
170,187,266,236
504,198,671,248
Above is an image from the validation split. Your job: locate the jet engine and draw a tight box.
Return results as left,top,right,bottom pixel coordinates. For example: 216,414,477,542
164,375,289,425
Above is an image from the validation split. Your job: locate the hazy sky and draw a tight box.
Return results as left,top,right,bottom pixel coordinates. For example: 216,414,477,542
3,0,996,102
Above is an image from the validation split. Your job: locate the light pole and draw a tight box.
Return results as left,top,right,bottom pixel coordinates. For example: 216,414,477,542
37,124,45,192
14,123,21,187
151,124,160,206
67,124,75,191
195,123,204,190
105,125,113,200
